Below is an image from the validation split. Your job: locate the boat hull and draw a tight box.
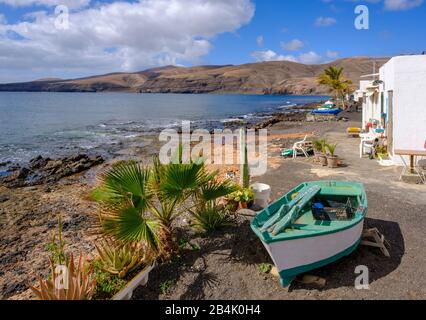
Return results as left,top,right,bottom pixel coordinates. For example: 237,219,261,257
262,220,364,287
311,108,343,115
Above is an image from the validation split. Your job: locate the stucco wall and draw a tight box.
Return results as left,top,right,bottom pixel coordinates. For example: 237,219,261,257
380,55,426,163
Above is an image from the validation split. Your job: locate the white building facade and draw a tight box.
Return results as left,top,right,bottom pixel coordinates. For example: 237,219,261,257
356,55,426,163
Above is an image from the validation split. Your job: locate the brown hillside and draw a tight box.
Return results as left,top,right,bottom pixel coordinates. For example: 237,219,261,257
0,57,389,94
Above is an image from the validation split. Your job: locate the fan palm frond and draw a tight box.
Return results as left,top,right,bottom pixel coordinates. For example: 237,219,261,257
160,162,205,199
97,162,151,211
201,180,237,202
102,207,161,252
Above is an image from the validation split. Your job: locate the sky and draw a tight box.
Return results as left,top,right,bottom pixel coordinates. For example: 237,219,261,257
0,0,425,83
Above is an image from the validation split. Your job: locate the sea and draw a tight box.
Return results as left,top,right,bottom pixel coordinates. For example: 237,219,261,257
0,92,327,165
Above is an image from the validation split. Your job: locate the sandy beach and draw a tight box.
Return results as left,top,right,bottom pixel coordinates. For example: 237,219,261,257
1,108,425,300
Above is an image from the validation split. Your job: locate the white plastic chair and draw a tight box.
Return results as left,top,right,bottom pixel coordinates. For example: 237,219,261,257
359,130,379,158
292,135,313,159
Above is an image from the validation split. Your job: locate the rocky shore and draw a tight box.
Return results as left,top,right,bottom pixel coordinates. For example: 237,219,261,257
0,154,104,188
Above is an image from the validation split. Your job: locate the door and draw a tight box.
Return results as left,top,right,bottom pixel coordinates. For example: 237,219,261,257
387,91,393,153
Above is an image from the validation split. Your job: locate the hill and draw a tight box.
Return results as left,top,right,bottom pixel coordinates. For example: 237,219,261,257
0,57,389,95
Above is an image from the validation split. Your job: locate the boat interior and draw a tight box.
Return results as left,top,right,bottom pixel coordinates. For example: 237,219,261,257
252,181,367,242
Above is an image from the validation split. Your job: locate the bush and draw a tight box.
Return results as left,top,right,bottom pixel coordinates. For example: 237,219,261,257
192,203,232,234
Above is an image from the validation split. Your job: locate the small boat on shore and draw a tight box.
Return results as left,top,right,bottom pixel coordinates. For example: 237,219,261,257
311,102,343,115
311,108,343,115
251,181,367,287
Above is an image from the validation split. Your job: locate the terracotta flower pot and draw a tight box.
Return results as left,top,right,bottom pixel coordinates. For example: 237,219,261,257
238,202,248,209
327,156,339,168
319,154,328,166
313,151,322,163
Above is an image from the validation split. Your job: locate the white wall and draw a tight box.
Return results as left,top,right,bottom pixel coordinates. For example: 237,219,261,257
380,55,426,163
360,80,381,130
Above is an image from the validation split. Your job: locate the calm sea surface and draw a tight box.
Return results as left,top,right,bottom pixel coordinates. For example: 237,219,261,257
0,92,327,164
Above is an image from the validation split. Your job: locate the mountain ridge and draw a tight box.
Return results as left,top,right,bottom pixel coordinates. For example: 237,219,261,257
0,57,390,95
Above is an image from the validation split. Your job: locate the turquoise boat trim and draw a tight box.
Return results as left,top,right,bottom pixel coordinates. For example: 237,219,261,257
259,215,365,243
278,237,362,287
272,186,321,235
251,181,368,244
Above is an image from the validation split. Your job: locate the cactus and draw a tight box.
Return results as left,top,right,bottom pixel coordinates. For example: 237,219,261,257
239,129,250,189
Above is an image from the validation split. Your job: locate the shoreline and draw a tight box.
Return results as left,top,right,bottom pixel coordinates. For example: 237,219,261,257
0,101,325,189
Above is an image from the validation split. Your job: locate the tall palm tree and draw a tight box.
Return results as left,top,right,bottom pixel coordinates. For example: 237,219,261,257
318,66,352,109
93,157,235,259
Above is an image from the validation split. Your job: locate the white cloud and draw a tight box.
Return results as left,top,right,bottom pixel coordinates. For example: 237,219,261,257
298,51,323,64
384,0,423,10
251,50,291,62
314,16,337,27
0,0,255,82
0,14,7,24
251,49,324,65
0,0,90,9
346,0,423,10
326,50,339,59
281,39,304,51
256,35,264,47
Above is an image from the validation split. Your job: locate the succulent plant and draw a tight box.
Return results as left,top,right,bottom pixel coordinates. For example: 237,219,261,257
313,139,326,153
95,241,150,279
30,253,96,300
227,187,254,204
326,143,338,157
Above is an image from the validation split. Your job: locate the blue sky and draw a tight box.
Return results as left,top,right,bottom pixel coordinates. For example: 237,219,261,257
0,0,425,82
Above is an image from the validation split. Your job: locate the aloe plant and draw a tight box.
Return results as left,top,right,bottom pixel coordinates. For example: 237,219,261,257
30,254,96,300
95,241,150,279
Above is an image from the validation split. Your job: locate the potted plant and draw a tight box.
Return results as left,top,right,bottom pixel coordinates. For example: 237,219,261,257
326,143,339,168
227,187,255,210
313,139,325,163
319,139,328,166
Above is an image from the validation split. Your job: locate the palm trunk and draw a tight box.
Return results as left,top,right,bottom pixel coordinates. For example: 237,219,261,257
158,225,178,261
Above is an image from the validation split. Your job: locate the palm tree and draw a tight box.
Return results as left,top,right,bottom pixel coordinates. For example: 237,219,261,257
93,156,235,260
318,66,352,109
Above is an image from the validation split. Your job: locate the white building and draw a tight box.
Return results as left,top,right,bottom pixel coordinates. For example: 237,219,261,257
354,80,381,129
356,55,426,164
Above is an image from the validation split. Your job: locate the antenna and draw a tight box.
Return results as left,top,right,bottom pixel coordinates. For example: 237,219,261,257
373,60,376,79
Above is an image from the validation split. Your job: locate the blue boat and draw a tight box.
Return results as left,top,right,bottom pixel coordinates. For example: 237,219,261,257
311,107,343,115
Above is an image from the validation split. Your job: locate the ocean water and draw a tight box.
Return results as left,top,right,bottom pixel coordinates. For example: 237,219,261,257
0,92,327,164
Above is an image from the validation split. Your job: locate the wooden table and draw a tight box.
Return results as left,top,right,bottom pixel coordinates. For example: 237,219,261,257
394,149,426,183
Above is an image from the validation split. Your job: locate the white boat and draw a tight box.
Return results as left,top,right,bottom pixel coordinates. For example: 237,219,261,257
251,181,367,287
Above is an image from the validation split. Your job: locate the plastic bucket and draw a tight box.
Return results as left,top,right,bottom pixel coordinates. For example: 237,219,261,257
251,183,271,209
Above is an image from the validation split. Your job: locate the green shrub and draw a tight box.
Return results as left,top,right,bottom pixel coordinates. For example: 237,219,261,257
258,263,273,274
192,203,232,234
160,279,175,295
92,260,127,299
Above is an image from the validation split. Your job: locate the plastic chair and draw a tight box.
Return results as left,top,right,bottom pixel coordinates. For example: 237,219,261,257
292,135,313,159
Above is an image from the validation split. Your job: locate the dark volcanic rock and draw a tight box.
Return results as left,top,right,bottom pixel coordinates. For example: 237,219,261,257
29,155,51,170
0,154,104,188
